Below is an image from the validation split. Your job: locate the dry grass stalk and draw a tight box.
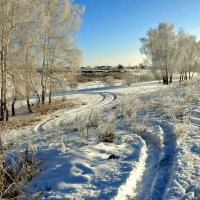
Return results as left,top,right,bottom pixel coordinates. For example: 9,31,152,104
0,144,38,199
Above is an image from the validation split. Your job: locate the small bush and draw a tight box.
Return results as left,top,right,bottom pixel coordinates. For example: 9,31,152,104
104,76,115,85
0,144,38,199
122,72,136,85
69,80,78,90
154,71,162,80
77,74,104,82
122,71,155,85
137,73,154,82
73,109,100,139
110,72,122,79
174,123,187,142
33,98,78,115
97,116,116,143
118,96,142,123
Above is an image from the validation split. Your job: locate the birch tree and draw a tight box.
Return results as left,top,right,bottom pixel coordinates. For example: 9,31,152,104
38,0,83,105
177,29,200,81
0,0,84,121
0,0,17,121
140,23,177,84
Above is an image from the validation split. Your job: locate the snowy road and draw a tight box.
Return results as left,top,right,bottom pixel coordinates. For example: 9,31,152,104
34,92,117,134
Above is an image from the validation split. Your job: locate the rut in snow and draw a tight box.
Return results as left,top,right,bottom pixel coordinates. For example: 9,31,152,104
132,120,176,200
34,92,117,134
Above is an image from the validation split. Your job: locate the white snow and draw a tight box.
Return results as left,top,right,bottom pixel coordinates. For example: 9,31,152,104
2,79,200,200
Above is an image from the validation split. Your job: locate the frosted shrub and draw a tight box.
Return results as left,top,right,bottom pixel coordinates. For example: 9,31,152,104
137,73,154,82
75,109,100,139
97,115,116,143
154,71,162,80
76,114,88,138
122,72,136,85
122,72,154,85
60,136,67,153
69,80,78,90
88,109,100,128
0,144,38,199
174,123,187,143
183,86,200,103
105,76,115,85
119,96,142,123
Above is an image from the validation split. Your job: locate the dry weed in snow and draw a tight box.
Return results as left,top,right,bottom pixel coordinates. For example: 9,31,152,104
0,144,38,199
97,115,116,143
105,76,115,85
118,96,142,123
74,109,101,140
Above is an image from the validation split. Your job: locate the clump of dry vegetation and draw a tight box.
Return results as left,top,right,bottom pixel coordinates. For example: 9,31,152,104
77,74,105,82
104,76,115,85
33,97,79,115
0,116,42,131
0,143,39,199
0,97,81,131
69,108,101,140
118,96,143,123
77,72,122,83
97,115,116,143
122,72,155,85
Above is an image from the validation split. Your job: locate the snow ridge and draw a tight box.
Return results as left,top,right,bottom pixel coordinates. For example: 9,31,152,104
114,136,147,200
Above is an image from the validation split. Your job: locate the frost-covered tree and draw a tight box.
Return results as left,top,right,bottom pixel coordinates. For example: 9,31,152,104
140,23,178,84
38,0,83,104
177,28,200,81
0,0,84,121
0,0,22,121
140,23,200,84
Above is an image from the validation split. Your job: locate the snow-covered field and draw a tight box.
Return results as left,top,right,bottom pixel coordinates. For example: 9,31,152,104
2,79,200,200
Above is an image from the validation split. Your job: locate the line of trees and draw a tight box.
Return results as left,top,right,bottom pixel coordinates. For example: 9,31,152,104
0,0,84,122
140,23,200,84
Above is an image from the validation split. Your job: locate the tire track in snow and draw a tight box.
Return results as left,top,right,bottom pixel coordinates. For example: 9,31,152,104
147,121,176,200
131,120,176,200
132,127,161,200
34,93,105,133
34,92,117,134
54,92,117,128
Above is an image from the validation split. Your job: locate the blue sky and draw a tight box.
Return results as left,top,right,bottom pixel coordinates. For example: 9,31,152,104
74,0,200,67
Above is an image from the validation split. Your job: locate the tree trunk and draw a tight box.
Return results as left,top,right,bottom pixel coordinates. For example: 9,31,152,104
163,74,168,85
169,74,173,83
6,108,9,121
48,76,52,104
49,89,52,104
41,37,47,106
11,96,17,116
0,91,4,121
191,71,194,79
184,72,187,80
1,43,5,121
27,98,33,114
0,41,8,122
41,86,45,105
34,89,40,105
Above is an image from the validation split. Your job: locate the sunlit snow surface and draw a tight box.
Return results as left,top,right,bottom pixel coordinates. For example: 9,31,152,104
3,80,200,199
